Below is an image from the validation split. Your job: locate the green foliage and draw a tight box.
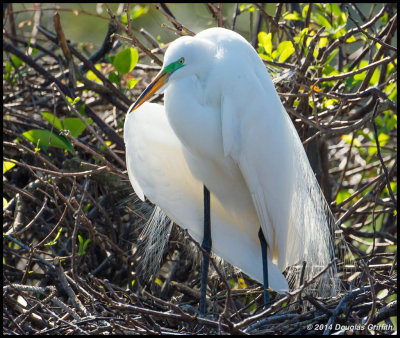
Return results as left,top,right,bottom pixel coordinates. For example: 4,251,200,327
108,71,120,85
77,234,91,256
127,78,138,89
239,4,255,13
336,189,352,205
86,64,103,84
45,227,63,246
121,4,150,23
41,111,92,138
3,161,16,174
258,33,294,63
22,129,75,154
27,110,93,154
113,48,139,75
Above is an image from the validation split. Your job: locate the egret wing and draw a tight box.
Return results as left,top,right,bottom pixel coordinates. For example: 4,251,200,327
124,102,289,292
216,36,335,294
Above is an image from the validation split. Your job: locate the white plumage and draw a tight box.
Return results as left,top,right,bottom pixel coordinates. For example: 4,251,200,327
124,27,339,296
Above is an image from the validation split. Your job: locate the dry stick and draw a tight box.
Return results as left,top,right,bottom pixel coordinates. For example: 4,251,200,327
285,105,375,135
3,181,43,207
4,235,93,309
348,13,396,73
317,54,396,82
335,191,372,228
5,198,47,236
185,230,234,331
155,3,195,36
333,173,386,209
371,101,396,205
6,4,17,45
55,256,90,317
319,4,387,67
334,133,355,201
160,23,189,36
347,10,397,52
3,41,125,149
3,31,59,59
139,28,164,52
358,13,397,93
36,205,68,248
108,298,245,334
54,83,126,168
207,3,223,28
61,132,122,175
234,259,338,330
35,23,129,107
231,3,240,31
301,27,325,74
303,294,333,316
3,157,110,177
301,3,313,56
11,5,110,19
105,4,163,66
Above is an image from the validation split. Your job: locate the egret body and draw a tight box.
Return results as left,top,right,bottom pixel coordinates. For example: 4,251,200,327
125,28,339,300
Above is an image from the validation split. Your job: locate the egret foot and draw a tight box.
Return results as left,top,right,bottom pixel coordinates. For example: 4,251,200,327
258,228,270,310
199,185,211,316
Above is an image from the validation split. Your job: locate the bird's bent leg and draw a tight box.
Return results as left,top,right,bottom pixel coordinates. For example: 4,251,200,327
199,185,212,316
258,228,270,309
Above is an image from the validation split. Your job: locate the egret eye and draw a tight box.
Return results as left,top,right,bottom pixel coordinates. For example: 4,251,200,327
179,57,185,64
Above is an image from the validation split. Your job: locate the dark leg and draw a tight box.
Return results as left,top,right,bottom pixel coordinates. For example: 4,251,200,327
258,228,270,309
199,185,212,315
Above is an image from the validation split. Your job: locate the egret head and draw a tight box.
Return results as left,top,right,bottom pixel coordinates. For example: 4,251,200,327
128,35,214,113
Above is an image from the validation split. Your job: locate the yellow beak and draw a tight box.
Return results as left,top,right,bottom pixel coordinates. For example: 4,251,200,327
128,70,169,114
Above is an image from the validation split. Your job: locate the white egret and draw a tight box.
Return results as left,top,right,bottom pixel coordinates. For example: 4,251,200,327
124,27,341,311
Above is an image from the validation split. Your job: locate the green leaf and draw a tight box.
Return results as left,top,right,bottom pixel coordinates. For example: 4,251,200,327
239,4,255,12
41,112,64,130
113,48,139,75
10,55,24,68
121,12,128,24
318,37,328,49
315,13,332,29
283,11,302,21
368,146,377,156
128,78,138,89
336,190,352,205
384,182,397,196
63,117,92,138
22,129,75,154
302,5,309,19
72,97,81,106
108,71,120,86
78,235,91,256
346,36,357,43
277,41,295,63
3,161,16,174
130,5,149,20
5,60,13,79
354,60,380,85
86,64,103,83
380,12,388,24
330,3,342,17
377,132,389,146
3,197,8,207
46,227,63,246
258,32,272,55
258,53,272,61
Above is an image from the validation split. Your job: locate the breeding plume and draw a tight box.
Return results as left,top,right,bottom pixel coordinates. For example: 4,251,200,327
124,28,340,309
